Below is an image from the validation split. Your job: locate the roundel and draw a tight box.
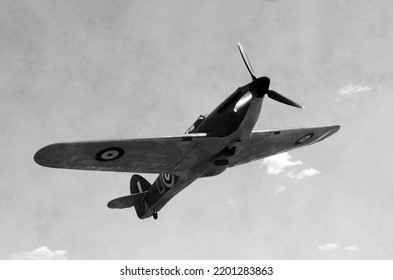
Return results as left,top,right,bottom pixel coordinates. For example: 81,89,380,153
161,173,175,188
95,147,124,162
295,133,315,145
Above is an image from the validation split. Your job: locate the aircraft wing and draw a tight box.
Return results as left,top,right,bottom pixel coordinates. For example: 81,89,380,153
229,125,340,167
34,133,206,174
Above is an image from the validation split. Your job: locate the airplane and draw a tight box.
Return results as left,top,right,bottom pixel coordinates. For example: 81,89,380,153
34,43,340,220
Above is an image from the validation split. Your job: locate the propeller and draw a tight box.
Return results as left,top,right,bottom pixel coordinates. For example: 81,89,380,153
267,90,304,109
237,42,256,81
236,42,304,110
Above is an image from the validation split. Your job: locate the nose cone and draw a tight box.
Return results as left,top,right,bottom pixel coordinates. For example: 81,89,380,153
248,76,270,97
262,76,270,87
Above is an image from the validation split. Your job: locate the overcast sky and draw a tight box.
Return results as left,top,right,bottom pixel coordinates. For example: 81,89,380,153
1,0,393,260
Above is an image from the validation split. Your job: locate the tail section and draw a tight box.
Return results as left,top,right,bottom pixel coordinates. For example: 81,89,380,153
107,192,147,209
130,174,151,194
130,174,151,218
107,174,151,219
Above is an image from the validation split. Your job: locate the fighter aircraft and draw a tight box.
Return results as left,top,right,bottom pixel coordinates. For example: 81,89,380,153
34,43,340,220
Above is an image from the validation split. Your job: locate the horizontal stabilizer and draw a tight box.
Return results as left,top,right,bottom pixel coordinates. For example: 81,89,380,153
107,191,147,209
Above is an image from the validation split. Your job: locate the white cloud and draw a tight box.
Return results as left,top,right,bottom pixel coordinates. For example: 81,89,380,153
336,84,371,101
318,243,360,252
318,243,340,251
261,153,302,175
344,245,359,251
287,168,320,179
274,185,286,195
10,246,68,260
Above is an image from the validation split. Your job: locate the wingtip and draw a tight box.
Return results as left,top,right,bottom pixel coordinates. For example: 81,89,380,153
33,143,65,168
33,147,46,166
317,125,341,142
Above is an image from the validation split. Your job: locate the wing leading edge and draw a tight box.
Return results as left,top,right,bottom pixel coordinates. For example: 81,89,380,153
34,133,206,174
229,125,340,167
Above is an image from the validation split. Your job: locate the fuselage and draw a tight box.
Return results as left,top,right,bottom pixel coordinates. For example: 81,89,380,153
140,77,269,219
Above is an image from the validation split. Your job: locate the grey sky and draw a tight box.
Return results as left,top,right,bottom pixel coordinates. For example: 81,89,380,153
1,0,393,259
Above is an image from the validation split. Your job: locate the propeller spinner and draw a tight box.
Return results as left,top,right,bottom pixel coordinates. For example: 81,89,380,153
236,43,304,111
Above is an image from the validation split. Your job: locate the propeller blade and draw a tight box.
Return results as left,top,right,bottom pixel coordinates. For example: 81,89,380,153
238,42,257,81
234,91,253,112
267,90,305,109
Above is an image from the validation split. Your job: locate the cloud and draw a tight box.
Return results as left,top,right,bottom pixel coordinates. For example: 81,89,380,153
336,84,371,101
262,153,321,181
318,243,340,251
10,246,68,260
287,168,320,179
318,243,360,252
261,153,302,175
344,245,359,251
274,185,286,195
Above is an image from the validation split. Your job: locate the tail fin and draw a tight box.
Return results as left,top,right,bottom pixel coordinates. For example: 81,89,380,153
107,174,151,219
130,174,151,218
130,174,151,194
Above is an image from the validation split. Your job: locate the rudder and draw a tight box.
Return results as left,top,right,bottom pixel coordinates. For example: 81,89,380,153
130,174,151,218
